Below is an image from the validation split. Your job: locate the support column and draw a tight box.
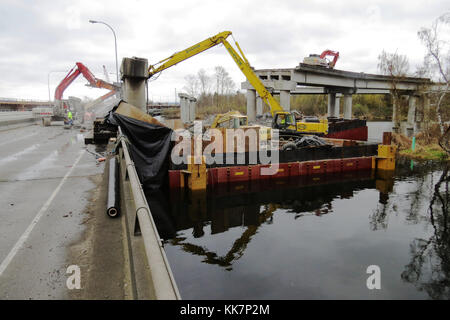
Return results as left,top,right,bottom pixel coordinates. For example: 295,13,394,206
246,89,256,122
423,94,430,123
178,93,189,123
256,94,263,116
280,90,291,112
189,97,196,122
407,95,417,136
343,94,352,120
335,94,341,118
392,94,400,133
327,93,336,118
121,57,148,112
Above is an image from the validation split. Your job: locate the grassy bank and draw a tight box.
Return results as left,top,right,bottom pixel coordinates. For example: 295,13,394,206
392,124,449,161
399,144,449,161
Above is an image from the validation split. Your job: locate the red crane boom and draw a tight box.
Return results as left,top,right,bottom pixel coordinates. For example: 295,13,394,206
54,62,117,100
319,50,340,68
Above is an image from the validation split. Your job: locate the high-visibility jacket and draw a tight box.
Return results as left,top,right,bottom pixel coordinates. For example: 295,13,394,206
67,111,73,120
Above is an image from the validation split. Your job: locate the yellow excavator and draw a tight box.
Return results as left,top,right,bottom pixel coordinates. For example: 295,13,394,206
210,110,248,129
147,31,328,136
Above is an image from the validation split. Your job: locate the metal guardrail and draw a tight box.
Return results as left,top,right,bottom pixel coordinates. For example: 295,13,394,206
0,111,34,119
0,110,33,113
0,97,51,103
119,130,180,300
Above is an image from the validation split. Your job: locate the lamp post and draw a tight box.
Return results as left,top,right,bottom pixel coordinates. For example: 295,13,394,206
47,70,67,102
89,20,119,83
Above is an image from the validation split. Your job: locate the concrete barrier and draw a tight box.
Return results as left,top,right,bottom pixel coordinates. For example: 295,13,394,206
0,111,35,126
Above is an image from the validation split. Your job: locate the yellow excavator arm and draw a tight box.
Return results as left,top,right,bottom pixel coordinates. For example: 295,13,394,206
148,31,286,117
148,31,231,77
148,31,328,135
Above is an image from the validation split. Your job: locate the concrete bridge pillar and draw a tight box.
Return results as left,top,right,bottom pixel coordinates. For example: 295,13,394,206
121,57,148,112
328,93,336,118
189,97,196,121
392,94,400,133
178,93,189,123
343,94,352,120
406,95,417,136
280,90,291,112
256,94,263,116
423,94,430,123
335,94,341,118
246,89,256,122
407,96,417,124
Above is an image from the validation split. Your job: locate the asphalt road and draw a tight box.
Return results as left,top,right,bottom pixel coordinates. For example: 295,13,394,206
0,122,130,299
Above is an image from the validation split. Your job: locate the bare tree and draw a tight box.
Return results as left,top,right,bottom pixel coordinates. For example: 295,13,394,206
223,75,236,95
197,69,212,96
214,66,227,96
214,66,234,109
378,50,410,131
418,12,450,137
378,50,410,77
183,74,199,97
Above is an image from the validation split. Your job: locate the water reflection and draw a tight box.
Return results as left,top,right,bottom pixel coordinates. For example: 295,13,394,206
146,161,449,299
148,170,378,271
401,164,449,300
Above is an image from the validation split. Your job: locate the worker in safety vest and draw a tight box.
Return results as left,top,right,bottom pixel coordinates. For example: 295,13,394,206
67,110,73,125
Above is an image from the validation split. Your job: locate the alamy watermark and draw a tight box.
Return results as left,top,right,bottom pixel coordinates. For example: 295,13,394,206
366,265,381,290
66,264,81,290
170,121,280,175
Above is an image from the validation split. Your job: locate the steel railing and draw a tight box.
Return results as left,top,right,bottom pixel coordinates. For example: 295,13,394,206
119,128,180,300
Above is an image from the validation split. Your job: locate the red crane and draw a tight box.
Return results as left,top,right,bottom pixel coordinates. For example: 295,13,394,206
303,50,340,69
54,62,117,101
319,50,339,68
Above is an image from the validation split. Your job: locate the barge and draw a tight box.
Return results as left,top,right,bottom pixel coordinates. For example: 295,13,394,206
325,118,368,141
168,135,395,190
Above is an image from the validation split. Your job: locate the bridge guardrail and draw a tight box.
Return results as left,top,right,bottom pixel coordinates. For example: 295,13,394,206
118,128,180,300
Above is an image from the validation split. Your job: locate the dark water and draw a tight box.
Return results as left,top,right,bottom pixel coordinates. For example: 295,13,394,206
148,160,450,300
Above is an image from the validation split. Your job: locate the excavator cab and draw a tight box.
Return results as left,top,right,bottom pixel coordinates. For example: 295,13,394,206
232,115,248,128
272,112,296,130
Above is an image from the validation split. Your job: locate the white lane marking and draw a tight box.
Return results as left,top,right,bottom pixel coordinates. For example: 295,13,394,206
0,132,39,148
0,144,40,167
0,149,86,277
14,150,58,181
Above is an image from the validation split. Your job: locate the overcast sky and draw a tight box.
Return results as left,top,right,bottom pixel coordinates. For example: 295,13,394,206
0,0,448,102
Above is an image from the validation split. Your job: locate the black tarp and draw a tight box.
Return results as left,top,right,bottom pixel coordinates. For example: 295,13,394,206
107,108,173,190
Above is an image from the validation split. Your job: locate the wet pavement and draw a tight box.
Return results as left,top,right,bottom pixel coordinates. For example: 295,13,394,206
0,122,128,299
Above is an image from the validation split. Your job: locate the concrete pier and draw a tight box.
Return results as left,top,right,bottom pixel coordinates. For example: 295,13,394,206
121,57,148,112
256,94,263,116
189,97,196,122
406,95,417,136
246,89,256,122
335,94,341,117
343,94,352,120
178,93,196,123
280,90,291,112
328,93,336,118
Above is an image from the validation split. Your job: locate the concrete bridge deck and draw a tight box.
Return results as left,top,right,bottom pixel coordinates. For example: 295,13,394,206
0,98,52,111
253,64,431,92
0,123,132,299
241,64,435,134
